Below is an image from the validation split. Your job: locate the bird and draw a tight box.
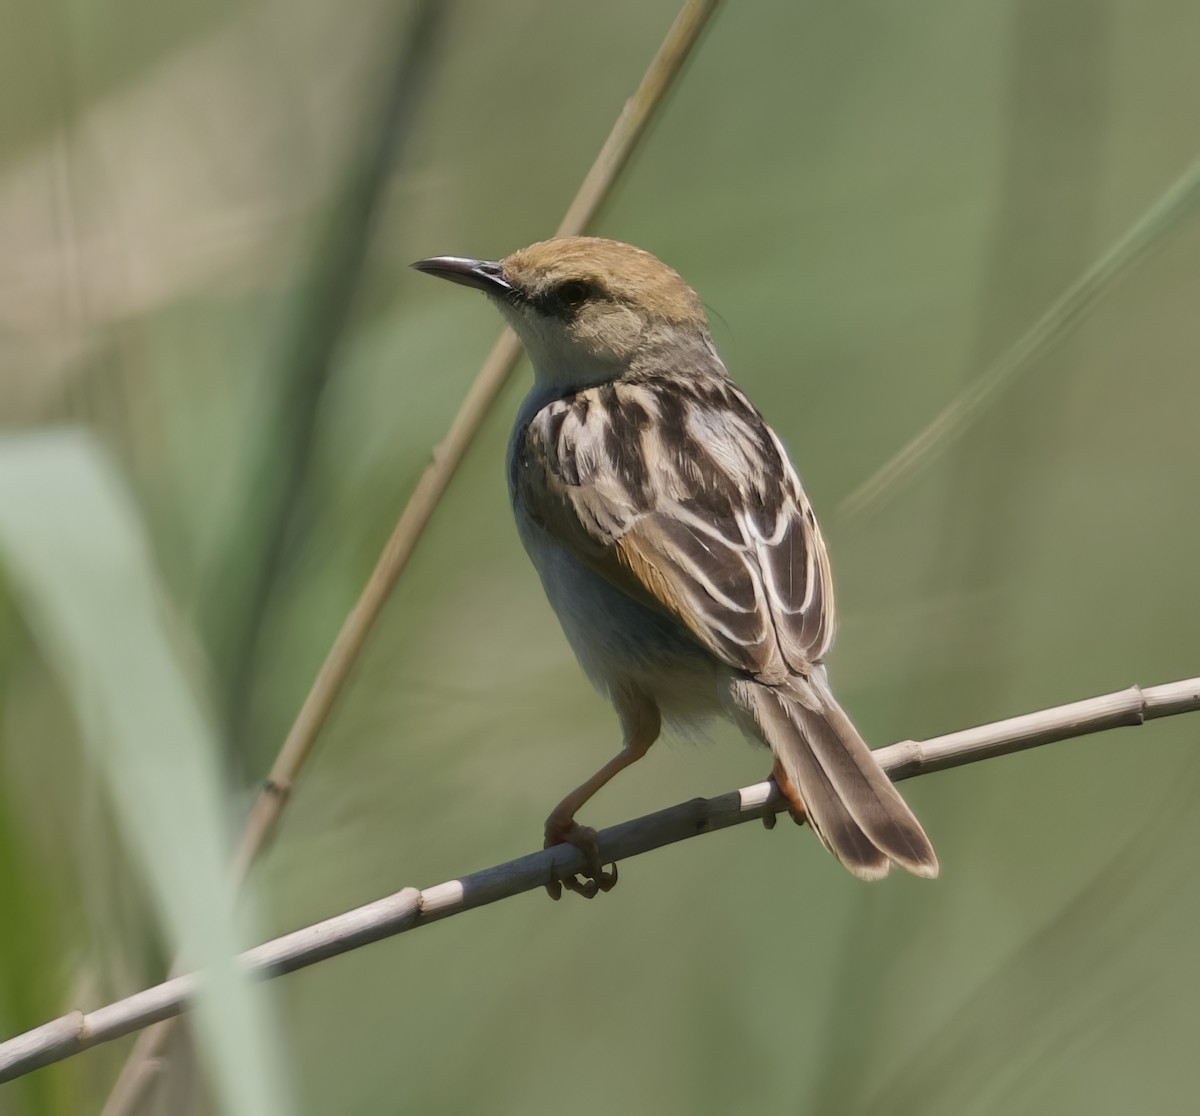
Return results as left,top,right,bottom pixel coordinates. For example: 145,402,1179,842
413,237,938,898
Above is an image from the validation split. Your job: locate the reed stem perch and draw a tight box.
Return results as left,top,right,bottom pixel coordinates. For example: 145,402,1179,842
2,676,1196,1085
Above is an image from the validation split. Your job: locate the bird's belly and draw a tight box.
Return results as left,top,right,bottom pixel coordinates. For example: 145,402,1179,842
514,510,723,725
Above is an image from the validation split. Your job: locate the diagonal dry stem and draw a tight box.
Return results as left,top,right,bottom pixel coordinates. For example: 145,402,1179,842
233,0,721,892
5,676,1197,1084
99,3,721,1113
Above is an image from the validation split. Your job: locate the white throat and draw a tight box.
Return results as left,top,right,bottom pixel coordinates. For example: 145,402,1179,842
493,299,631,393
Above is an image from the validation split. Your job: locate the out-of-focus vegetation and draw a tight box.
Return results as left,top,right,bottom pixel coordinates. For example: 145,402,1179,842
2,2,1199,1114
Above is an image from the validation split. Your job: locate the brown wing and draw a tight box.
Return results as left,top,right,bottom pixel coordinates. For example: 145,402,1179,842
512,377,835,682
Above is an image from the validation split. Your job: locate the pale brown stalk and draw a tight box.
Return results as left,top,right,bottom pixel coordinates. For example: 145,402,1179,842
100,4,721,1112
230,0,719,899
4,676,1196,1085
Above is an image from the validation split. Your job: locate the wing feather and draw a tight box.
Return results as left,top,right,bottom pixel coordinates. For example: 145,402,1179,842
513,377,834,680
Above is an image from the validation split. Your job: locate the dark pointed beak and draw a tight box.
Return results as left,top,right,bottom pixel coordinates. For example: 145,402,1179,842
410,255,513,297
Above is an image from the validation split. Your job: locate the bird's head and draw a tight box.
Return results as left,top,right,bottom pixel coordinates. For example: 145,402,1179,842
413,236,713,390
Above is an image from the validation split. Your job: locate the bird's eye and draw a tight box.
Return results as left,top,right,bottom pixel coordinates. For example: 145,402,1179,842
556,280,590,308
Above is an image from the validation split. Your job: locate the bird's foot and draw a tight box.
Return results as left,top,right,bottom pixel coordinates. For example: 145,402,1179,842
543,819,618,900
761,773,807,830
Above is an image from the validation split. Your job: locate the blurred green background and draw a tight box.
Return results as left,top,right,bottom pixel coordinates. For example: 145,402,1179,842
3,1,1199,1113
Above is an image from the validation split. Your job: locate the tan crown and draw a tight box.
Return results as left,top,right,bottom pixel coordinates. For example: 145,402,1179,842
501,237,707,326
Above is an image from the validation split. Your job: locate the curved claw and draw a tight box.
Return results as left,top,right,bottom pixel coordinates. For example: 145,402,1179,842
560,862,617,898
762,807,805,829
543,821,618,900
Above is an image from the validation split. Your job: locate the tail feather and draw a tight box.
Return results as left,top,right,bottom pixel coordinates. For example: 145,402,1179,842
737,680,938,881
755,689,890,880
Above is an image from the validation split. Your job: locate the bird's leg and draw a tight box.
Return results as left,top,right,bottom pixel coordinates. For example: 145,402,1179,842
761,756,808,831
544,688,660,900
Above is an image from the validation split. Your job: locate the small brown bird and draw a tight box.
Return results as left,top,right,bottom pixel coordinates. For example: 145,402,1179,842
414,237,938,897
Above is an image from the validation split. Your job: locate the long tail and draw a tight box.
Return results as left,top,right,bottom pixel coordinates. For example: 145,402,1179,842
734,677,938,881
